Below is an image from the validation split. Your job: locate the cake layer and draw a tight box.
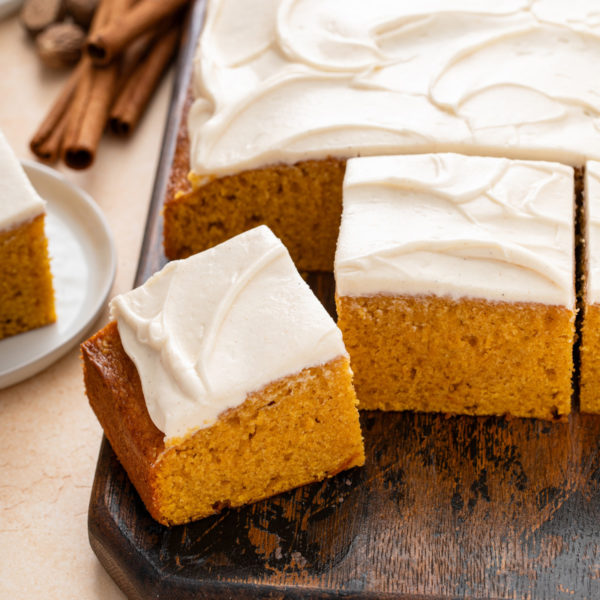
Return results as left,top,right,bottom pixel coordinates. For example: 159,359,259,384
581,162,600,413
189,0,600,179
82,322,365,526
581,304,600,414
164,157,345,269
111,225,347,441
335,154,575,307
0,130,45,231
0,215,56,340
336,294,574,420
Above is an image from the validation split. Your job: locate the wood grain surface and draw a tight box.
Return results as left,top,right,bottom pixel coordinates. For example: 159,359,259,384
88,1,600,598
90,397,600,599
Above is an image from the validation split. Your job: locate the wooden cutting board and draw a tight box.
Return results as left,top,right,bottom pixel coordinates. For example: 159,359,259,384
88,2,600,598
90,405,600,599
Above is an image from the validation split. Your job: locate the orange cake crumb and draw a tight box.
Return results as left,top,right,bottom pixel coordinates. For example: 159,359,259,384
580,304,600,413
82,321,365,526
336,294,574,421
0,215,55,340
163,158,346,271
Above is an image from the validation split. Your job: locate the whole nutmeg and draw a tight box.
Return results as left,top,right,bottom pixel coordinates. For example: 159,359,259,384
36,22,86,69
21,0,65,37
65,0,99,29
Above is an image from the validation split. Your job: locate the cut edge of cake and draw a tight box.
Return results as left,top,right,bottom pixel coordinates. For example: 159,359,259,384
0,131,55,340
580,162,600,413
83,226,365,525
334,154,576,420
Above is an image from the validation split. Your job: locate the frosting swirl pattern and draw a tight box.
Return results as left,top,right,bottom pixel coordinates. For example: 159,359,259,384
110,226,347,442
189,0,600,178
335,154,574,306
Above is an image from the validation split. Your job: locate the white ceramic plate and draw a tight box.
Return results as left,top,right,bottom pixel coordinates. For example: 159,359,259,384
0,0,22,20
0,160,116,389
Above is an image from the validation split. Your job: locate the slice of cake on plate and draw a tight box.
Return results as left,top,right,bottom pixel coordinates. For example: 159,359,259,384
82,225,364,526
0,130,55,340
335,153,575,420
580,162,600,413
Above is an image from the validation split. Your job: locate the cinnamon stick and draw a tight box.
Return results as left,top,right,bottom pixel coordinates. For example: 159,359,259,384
30,60,86,163
117,28,158,84
110,24,180,136
63,65,120,169
86,0,189,66
62,0,131,169
90,0,120,33
61,59,94,168
32,104,71,163
31,0,115,164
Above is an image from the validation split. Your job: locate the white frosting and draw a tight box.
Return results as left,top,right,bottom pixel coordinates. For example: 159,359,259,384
586,161,600,304
0,130,46,231
188,0,600,179
335,154,574,307
110,226,347,443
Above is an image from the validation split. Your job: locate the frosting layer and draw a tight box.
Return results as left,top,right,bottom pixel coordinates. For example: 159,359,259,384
0,129,46,231
189,0,600,178
586,162,600,304
335,154,574,307
110,226,347,442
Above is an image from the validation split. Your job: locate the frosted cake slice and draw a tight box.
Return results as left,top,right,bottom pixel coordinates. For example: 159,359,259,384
335,154,575,420
580,162,600,413
82,225,364,526
0,130,55,340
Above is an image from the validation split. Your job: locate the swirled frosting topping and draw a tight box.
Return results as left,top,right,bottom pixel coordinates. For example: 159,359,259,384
110,226,347,443
189,0,600,178
335,154,574,307
586,162,600,304
0,130,45,231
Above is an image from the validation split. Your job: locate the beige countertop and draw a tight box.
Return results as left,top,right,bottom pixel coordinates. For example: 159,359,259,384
0,12,173,599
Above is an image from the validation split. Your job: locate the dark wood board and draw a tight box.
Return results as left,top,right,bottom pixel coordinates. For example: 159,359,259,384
88,2,600,598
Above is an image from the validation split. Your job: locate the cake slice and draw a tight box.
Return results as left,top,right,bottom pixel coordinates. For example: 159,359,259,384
0,130,55,340
335,154,575,420
580,162,600,413
82,226,364,526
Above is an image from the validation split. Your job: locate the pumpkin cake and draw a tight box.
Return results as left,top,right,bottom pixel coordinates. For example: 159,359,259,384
0,130,55,340
164,0,600,270
334,154,576,420
580,162,600,413
82,226,364,526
